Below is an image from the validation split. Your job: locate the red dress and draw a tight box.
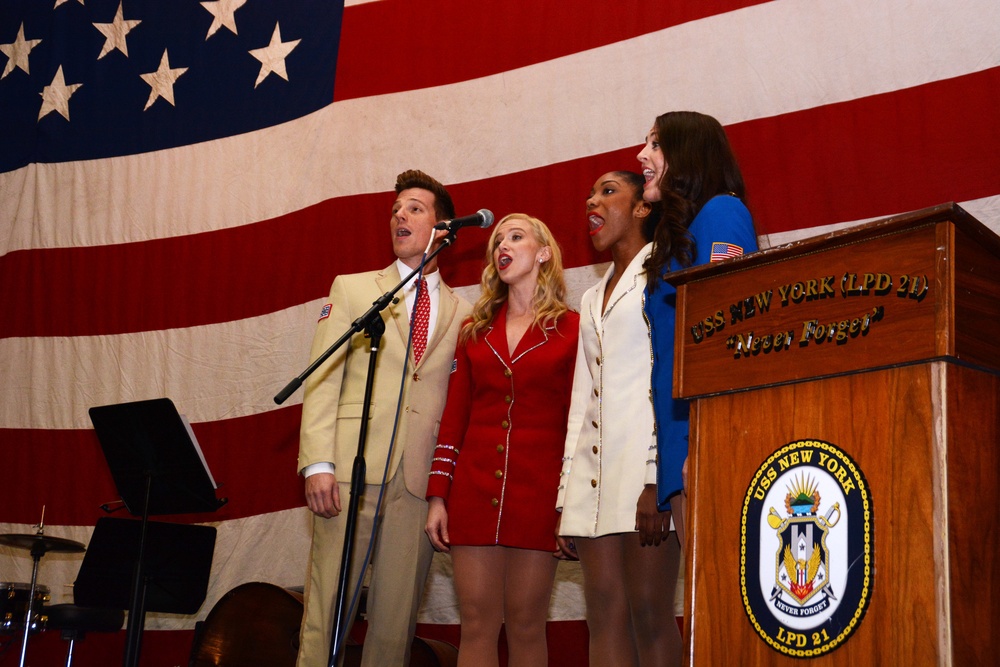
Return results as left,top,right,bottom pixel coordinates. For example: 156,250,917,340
426,305,579,550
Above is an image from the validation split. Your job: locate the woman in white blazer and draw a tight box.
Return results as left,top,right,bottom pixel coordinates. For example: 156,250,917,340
556,171,682,666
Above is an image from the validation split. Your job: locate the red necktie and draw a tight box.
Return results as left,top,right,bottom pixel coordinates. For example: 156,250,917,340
412,278,430,364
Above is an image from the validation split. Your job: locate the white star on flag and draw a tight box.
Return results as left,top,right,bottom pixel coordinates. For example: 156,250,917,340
249,23,300,88
37,65,83,121
140,50,188,110
201,0,247,39
93,1,141,59
1,23,42,79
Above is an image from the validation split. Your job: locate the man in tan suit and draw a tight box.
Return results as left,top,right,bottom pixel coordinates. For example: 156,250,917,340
297,170,471,666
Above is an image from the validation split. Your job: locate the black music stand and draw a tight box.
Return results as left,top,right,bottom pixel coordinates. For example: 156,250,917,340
75,517,216,614
88,398,227,667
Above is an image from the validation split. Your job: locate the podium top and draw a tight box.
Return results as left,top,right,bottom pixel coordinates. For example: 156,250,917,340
668,203,1000,398
667,202,997,287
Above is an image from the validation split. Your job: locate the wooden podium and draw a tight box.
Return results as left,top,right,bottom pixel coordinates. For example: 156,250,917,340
668,203,1000,665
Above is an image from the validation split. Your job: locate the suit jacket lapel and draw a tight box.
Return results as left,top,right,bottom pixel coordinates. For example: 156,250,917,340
590,265,613,344
485,302,551,365
484,303,511,369
379,264,462,369
602,242,652,322
511,317,550,364
376,264,412,350
425,283,459,362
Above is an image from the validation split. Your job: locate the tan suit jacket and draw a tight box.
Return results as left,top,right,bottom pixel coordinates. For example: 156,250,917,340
296,263,470,666
298,263,469,496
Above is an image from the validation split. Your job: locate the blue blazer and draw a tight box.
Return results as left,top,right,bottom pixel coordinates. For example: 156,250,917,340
644,195,758,510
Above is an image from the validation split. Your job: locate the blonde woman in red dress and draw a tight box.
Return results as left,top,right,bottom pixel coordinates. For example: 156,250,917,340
425,213,579,667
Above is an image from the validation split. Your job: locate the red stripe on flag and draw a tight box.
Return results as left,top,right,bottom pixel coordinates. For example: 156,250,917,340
734,66,1000,233
0,159,615,337
1,407,304,525
333,0,772,100
2,68,998,338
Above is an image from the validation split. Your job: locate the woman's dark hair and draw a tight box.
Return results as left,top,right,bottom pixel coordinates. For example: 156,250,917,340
643,111,747,289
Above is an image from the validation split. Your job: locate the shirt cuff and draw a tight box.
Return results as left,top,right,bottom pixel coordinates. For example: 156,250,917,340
302,461,335,477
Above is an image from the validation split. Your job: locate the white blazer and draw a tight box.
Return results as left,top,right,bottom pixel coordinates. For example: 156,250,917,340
557,243,657,538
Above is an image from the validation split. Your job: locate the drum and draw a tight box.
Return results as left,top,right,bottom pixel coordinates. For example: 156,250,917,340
0,582,49,635
189,582,458,667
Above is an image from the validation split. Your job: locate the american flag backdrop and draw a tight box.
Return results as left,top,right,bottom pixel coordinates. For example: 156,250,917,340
2,0,999,663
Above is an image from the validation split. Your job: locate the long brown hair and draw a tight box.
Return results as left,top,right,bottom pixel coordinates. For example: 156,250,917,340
462,214,569,342
643,111,747,289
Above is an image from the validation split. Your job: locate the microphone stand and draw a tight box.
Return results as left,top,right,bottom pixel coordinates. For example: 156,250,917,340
274,229,457,667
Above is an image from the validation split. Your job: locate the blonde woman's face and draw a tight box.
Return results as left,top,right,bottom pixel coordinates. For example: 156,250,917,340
492,219,550,288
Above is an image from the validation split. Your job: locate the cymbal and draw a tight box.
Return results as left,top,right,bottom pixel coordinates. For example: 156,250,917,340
0,533,86,554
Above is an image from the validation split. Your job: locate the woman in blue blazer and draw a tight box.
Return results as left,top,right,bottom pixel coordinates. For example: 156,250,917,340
638,111,759,548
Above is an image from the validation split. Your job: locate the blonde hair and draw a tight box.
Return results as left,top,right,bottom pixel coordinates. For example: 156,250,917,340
462,213,569,342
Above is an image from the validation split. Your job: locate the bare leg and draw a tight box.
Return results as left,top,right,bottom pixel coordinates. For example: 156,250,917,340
574,535,640,667
623,526,682,667
451,546,505,667
502,548,558,667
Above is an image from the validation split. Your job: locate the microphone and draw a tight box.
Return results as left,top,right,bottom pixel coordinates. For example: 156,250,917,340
434,209,494,231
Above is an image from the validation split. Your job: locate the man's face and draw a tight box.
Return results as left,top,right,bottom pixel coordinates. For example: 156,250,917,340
391,188,441,268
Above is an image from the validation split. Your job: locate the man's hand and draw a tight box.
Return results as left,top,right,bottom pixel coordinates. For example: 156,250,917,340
304,472,341,518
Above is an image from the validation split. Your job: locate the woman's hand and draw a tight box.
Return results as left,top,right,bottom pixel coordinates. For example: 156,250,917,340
424,497,451,553
554,514,579,560
636,484,670,546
